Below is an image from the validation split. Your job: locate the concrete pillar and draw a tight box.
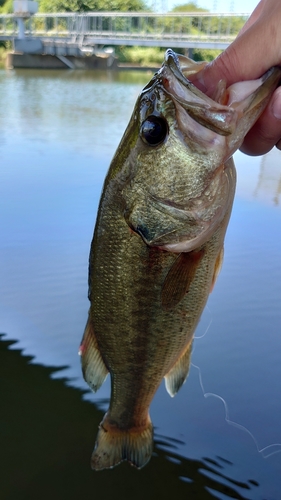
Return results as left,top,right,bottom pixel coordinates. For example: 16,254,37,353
16,17,25,39
13,1,38,42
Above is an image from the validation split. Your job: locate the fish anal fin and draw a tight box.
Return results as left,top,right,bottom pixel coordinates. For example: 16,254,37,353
79,316,108,392
161,250,205,310
210,247,224,293
91,413,153,470
165,340,193,397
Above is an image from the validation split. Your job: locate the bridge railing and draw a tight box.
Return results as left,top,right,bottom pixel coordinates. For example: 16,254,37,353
0,11,249,45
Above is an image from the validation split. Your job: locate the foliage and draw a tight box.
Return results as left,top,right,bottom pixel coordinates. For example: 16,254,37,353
116,45,165,65
171,2,208,12
0,0,147,12
168,3,246,37
192,48,222,61
115,45,220,65
159,15,245,38
0,0,13,13
0,45,8,67
38,0,147,12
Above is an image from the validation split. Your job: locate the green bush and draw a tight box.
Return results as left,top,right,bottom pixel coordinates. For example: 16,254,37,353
115,46,221,65
116,46,166,65
0,45,8,67
192,48,222,62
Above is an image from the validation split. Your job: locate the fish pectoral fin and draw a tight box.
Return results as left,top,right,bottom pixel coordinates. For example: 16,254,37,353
165,340,193,397
210,246,224,293
79,316,108,392
161,250,205,310
91,413,153,471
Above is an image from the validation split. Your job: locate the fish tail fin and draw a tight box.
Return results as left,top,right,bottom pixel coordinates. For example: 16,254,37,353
91,413,153,470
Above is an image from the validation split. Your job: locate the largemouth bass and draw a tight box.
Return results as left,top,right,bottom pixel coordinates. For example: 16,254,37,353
80,50,281,470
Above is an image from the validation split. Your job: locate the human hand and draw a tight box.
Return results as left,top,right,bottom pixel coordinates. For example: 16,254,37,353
191,0,281,156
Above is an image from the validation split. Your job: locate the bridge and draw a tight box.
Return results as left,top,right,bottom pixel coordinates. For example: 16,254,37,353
0,11,249,50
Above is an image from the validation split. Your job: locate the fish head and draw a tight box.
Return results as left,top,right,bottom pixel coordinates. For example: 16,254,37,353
121,49,281,252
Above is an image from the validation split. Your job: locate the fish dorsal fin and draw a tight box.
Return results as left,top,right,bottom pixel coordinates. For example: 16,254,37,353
165,340,193,397
161,250,205,310
210,247,224,293
79,316,108,392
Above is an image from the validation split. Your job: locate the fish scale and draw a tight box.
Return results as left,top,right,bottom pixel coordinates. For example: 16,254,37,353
80,49,281,470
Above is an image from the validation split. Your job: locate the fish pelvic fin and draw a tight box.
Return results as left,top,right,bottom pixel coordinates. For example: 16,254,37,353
79,316,108,392
165,340,193,397
91,414,153,471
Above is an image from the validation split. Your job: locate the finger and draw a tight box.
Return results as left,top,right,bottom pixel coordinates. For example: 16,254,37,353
237,0,264,36
193,0,281,93
207,25,281,88
239,87,281,156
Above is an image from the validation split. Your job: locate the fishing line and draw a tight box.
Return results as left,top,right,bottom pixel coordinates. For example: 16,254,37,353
191,362,281,459
194,314,212,339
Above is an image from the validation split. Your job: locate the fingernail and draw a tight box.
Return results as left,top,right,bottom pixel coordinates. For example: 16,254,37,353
272,87,281,120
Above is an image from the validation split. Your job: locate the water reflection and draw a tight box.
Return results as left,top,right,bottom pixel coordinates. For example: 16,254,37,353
0,69,150,156
236,148,281,207
0,334,262,500
254,149,281,206
0,68,281,498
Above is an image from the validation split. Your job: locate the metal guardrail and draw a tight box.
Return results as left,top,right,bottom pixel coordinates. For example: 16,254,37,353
0,12,249,49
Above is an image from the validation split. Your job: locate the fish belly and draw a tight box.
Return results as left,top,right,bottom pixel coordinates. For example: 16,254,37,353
81,177,232,470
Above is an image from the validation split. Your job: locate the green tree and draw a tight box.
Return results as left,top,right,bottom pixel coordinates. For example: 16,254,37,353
38,0,147,12
169,2,245,39
0,0,13,13
171,2,208,12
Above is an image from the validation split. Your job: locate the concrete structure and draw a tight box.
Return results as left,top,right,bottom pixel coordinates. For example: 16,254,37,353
13,0,40,53
6,51,117,69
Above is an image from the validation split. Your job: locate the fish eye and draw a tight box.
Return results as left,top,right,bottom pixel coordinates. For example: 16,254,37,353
140,116,168,146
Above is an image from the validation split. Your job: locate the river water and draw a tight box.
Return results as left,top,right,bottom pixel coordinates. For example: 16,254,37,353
1,68,281,500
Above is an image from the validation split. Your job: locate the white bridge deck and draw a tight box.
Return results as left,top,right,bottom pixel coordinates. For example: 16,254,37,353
0,11,249,49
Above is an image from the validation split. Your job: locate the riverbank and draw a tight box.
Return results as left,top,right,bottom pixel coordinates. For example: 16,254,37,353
5,51,161,71
6,50,119,70
3,47,218,71
1,41,220,70
118,62,160,72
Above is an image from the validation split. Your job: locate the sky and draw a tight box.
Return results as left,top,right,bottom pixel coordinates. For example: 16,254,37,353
165,0,259,13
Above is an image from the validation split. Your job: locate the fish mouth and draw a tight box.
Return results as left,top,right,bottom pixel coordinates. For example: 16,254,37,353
124,162,236,254
160,49,281,143
159,49,239,138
